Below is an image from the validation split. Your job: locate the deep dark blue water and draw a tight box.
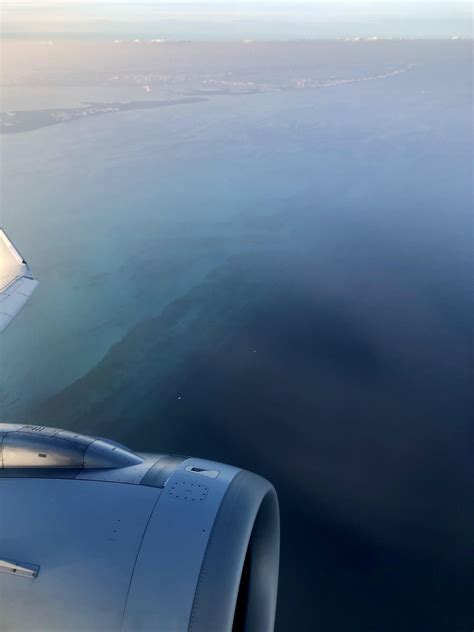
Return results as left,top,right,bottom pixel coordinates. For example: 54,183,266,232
1,41,472,631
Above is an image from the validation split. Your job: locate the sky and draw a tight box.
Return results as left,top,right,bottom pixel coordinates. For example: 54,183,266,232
2,0,467,3
1,1,472,39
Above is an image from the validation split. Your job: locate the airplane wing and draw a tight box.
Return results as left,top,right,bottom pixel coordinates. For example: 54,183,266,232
0,228,38,332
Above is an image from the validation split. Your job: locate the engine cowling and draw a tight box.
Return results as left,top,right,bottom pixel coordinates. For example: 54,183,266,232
0,424,279,632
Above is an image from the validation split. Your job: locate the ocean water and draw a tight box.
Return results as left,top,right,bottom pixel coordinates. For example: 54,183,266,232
1,89,291,412
0,42,472,631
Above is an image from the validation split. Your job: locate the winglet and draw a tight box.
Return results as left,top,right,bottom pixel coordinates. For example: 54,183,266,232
0,229,38,333
0,558,39,579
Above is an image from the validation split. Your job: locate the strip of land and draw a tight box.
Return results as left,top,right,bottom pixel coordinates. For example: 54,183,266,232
0,98,208,134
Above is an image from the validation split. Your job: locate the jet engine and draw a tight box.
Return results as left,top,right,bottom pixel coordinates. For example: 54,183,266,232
0,424,280,632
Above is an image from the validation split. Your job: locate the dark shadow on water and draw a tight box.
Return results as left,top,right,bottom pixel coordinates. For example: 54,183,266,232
35,252,473,631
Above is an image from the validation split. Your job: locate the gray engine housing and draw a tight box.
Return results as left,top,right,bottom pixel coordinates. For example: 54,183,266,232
0,424,280,632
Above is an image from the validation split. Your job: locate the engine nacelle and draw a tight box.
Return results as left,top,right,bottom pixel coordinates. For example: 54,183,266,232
0,424,279,632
